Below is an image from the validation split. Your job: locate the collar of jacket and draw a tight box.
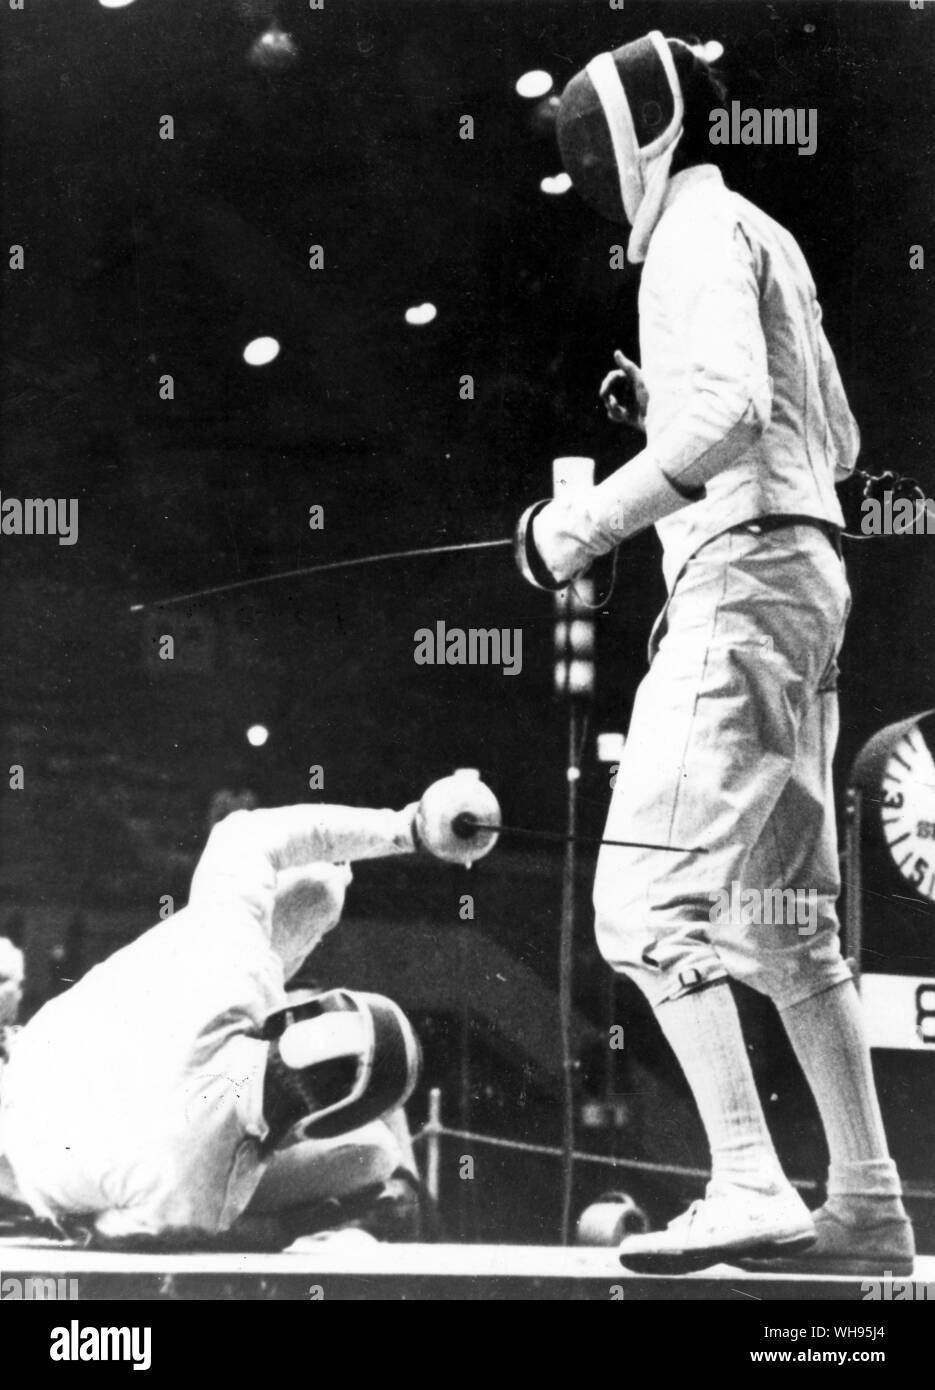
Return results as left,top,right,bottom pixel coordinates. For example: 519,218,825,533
651,162,726,238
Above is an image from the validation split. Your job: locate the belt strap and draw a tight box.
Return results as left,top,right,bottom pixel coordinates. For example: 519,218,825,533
735,514,843,558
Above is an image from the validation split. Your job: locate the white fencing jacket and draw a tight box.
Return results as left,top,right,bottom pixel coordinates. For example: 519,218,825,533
644,164,859,589
542,165,860,592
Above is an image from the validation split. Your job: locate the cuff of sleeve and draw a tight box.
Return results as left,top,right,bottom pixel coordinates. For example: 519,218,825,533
396,804,421,854
587,450,694,550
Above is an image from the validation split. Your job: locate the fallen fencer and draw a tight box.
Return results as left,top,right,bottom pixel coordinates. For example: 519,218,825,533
0,772,499,1248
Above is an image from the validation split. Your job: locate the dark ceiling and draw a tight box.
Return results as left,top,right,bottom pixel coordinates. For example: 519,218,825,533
0,0,933,887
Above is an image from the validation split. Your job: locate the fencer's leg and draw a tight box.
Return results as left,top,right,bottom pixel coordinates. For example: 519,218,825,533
653,983,787,1197
609,980,814,1272
779,699,904,1202
685,541,914,1273
594,532,804,1198
781,983,902,1216
601,530,848,1269
741,682,912,1271
246,1118,401,1216
774,982,913,1273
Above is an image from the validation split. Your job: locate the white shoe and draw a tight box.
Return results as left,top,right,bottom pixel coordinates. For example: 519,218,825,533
618,1183,816,1274
286,1228,380,1254
736,1203,915,1278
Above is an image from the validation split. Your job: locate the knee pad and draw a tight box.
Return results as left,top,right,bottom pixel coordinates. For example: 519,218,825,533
261,989,422,1147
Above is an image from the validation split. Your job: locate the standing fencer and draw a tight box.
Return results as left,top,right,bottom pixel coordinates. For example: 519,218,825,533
0,774,499,1246
516,31,913,1274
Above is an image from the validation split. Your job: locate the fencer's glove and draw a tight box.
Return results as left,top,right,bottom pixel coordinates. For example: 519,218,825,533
411,770,501,867
599,350,648,431
514,496,601,592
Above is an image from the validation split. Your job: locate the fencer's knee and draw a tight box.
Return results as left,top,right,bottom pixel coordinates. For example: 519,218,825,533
325,1120,401,1187
749,954,855,1012
654,974,732,1009
593,887,733,1008
247,1120,401,1214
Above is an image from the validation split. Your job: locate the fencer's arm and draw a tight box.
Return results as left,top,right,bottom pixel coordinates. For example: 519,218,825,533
234,805,418,870
623,220,772,507
813,300,861,482
532,219,771,574
188,804,417,909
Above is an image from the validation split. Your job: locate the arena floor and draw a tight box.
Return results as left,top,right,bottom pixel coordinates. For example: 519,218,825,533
2,1237,932,1302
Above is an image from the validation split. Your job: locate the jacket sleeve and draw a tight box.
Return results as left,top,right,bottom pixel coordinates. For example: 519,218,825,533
642,215,772,491
187,805,416,919
813,299,861,482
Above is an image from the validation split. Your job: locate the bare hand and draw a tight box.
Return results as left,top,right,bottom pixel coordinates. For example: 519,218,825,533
599,350,648,430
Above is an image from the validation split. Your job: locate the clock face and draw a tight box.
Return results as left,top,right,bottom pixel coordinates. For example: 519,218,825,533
881,725,935,904
850,713,935,1055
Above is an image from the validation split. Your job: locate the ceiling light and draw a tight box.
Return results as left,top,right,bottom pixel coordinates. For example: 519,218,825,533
516,70,553,100
404,303,437,327
540,173,572,195
242,336,281,366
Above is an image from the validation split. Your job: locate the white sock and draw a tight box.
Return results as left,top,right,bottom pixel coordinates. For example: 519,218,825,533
779,980,906,1222
655,983,789,1197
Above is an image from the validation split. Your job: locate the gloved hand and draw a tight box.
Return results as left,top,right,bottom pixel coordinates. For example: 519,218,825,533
516,446,693,592
514,496,598,592
411,770,501,866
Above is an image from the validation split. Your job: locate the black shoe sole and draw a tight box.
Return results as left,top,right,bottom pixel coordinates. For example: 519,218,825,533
733,1253,915,1277
619,1231,816,1277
